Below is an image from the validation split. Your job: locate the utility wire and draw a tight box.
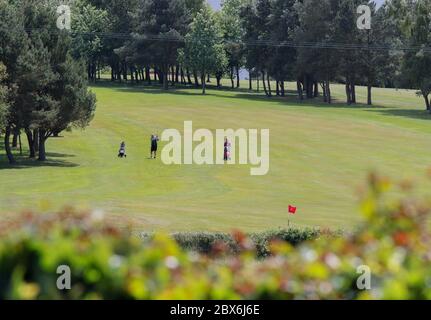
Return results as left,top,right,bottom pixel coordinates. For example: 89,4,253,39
23,28,431,53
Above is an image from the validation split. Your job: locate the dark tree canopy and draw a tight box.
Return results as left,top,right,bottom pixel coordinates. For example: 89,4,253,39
0,0,96,163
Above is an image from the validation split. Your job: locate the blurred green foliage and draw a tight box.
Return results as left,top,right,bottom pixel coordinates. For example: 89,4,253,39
141,228,322,258
0,172,431,299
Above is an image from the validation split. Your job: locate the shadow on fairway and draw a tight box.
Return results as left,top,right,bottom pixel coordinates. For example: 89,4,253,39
44,152,76,158
0,145,78,170
94,80,391,110
228,91,392,110
366,108,431,120
112,86,201,97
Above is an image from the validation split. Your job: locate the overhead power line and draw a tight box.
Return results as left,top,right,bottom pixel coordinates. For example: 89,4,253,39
23,28,431,53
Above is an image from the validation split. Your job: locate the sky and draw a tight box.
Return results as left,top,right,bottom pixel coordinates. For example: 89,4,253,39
207,0,221,10
207,0,385,11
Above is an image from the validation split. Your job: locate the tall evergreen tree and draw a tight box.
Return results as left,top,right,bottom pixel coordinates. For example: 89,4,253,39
220,0,246,88
1,0,96,163
180,6,228,94
332,0,365,104
86,0,139,82
125,0,190,90
397,0,431,112
358,2,401,105
71,0,112,82
266,0,298,97
295,0,339,102
241,0,273,96
0,0,27,163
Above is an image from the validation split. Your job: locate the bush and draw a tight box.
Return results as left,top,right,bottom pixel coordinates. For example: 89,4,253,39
140,228,322,257
0,172,431,299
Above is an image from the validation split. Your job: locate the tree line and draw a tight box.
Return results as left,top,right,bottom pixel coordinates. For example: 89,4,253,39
1,0,431,164
65,0,431,110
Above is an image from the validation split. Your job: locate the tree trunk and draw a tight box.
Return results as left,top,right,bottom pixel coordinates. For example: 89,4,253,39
321,82,327,102
33,129,39,152
367,85,372,105
130,66,135,83
297,80,303,100
180,68,185,84
12,129,18,148
158,69,163,84
163,71,169,90
25,129,36,158
193,71,199,87
262,71,268,96
171,66,176,86
18,133,22,155
267,73,272,97
90,63,95,81
422,92,430,112
146,67,151,85
38,130,47,161
175,65,180,84
236,65,240,88
345,82,351,105
202,73,206,95
230,66,234,89
186,68,192,85
111,65,115,81
249,70,252,91
116,65,120,81
326,80,331,104
351,83,356,104
257,74,260,92
305,75,313,99
4,126,15,164
313,81,319,98
123,62,128,81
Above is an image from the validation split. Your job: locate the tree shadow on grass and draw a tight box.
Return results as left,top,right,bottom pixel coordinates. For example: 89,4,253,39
0,143,78,170
227,92,390,110
94,80,268,98
112,86,202,97
92,79,252,92
95,80,389,110
365,108,431,121
44,152,76,158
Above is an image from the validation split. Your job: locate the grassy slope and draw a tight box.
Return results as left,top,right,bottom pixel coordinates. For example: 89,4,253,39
1,81,430,232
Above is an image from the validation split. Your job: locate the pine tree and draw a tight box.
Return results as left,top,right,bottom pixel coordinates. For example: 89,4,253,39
180,6,228,94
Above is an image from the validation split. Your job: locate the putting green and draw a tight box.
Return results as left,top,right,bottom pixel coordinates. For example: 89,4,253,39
1,81,430,232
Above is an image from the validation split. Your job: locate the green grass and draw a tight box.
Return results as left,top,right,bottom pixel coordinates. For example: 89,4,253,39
1,80,431,232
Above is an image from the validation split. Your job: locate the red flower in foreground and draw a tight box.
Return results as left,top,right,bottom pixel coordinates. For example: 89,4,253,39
288,205,297,214
393,231,410,246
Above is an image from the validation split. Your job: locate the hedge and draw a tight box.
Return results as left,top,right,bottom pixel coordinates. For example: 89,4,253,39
140,228,324,257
